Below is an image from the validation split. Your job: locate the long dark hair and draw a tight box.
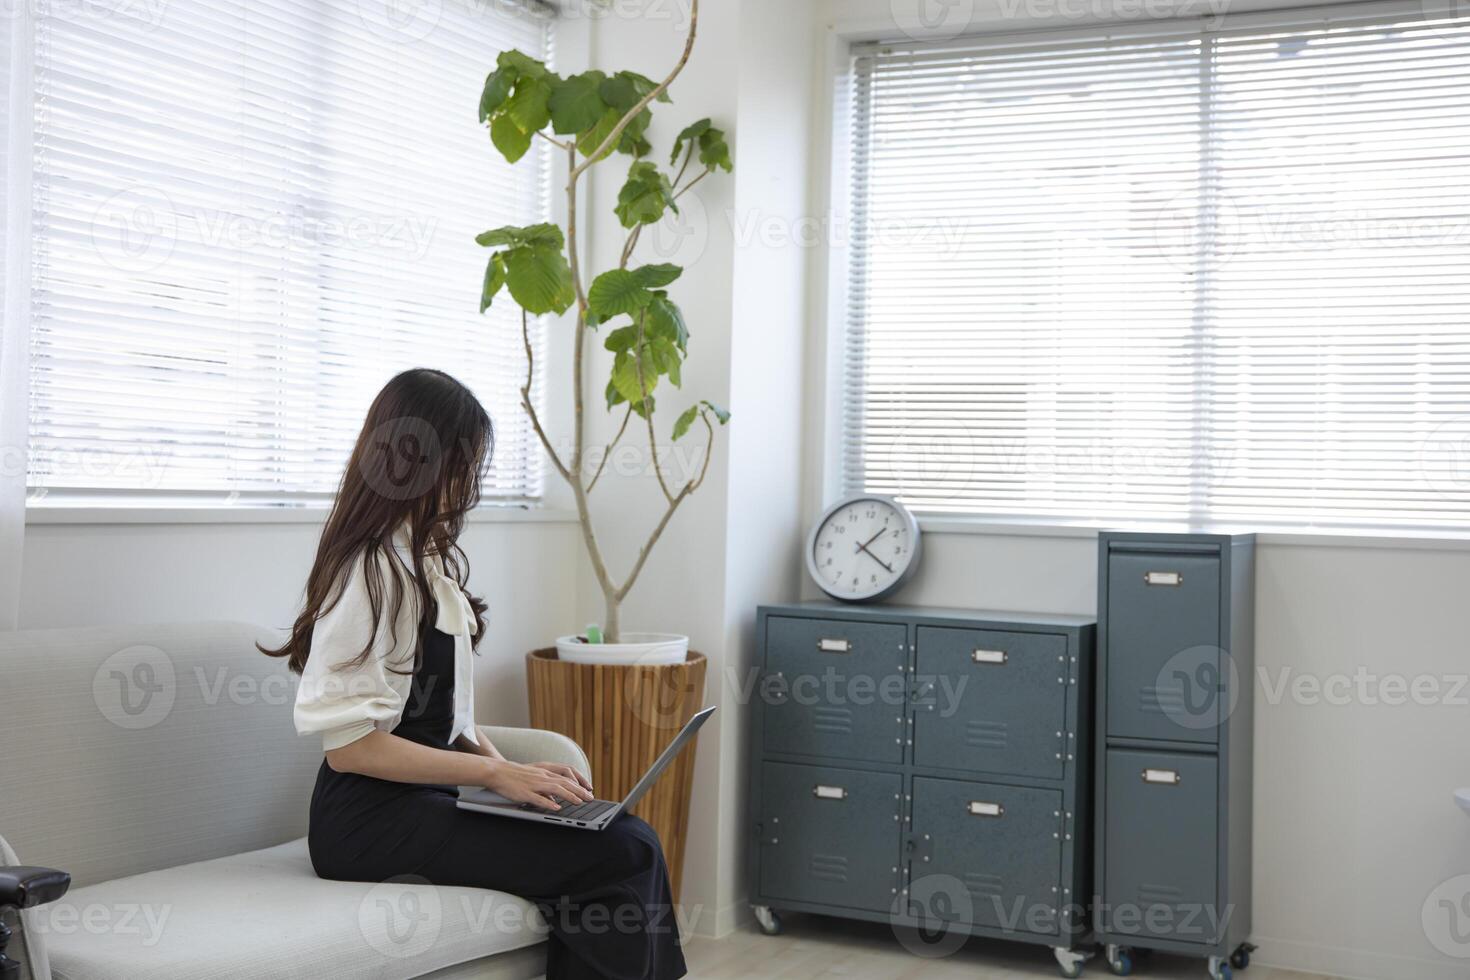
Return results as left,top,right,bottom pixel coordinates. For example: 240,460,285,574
261,369,493,674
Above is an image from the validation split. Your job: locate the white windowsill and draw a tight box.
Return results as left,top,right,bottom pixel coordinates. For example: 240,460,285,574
25,503,580,526
918,515,1470,552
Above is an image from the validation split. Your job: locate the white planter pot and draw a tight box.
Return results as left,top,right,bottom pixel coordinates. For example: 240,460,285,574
554,632,689,666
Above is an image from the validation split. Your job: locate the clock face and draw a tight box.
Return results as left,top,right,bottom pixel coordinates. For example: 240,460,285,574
808,495,920,602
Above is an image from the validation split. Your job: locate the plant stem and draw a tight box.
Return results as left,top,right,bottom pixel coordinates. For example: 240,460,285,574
632,310,676,504
549,0,702,644
520,309,571,483
568,0,700,181
586,404,633,492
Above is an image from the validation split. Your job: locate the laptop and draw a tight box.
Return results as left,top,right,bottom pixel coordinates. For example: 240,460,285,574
457,706,715,830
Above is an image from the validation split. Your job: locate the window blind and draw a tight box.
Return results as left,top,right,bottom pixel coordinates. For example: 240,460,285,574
844,1,1470,531
27,0,553,504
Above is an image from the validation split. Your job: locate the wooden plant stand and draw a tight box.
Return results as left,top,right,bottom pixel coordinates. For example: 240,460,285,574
526,648,708,901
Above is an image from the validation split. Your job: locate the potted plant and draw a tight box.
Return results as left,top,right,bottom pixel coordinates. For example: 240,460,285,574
476,0,728,666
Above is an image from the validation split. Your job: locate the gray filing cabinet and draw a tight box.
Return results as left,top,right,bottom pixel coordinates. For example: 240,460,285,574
1095,533,1256,980
748,602,1096,978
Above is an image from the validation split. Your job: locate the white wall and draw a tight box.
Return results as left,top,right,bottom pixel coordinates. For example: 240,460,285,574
574,0,819,937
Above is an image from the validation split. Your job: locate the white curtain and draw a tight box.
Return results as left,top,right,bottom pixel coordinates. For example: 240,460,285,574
0,7,32,629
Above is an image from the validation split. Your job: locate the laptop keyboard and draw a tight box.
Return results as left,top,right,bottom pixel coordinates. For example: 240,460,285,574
519,798,617,820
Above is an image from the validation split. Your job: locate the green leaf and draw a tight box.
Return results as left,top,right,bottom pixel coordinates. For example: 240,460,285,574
490,112,533,163
497,49,549,80
503,245,574,315
599,71,670,112
475,223,563,249
672,405,700,440
611,347,660,406
670,118,732,173
651,334,682,387
480,253,507,313
605,379,626,410
479,66,516,123
603,324,638,354
631,395,656,419
697,126,733,172
548,70,608,134
621,134,653,159
503,75,552,134
587,269,654,319
576,108,621,162
632,263,681,288
615,161,677,229
701,399,732,425
646,292,689,350
670,118,711,166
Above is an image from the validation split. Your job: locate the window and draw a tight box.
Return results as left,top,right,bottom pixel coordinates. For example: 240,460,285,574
25,0,553,505
842,1,1470,531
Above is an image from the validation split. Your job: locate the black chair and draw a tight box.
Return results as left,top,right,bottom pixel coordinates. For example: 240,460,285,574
0,867,70,980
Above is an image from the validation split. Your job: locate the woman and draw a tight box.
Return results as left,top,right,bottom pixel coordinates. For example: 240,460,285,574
262,368,686,980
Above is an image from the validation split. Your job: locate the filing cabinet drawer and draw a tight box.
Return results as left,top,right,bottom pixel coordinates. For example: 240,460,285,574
909,777,1064,935
913,626,1069,779
762,616,906,763
757,762,903,913
1106,551,1222,744
1102,748,1220,945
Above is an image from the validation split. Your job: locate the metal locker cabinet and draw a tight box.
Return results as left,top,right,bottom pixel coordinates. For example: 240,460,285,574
913,626,1069,779
756,761,902,914
762,615,907,764
749,603,1096,980
909,777,1064,933
1095,532,1256,980
1101,748,1219,943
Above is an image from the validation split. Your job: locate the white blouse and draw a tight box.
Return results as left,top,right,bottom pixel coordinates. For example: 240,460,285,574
294,530,480,752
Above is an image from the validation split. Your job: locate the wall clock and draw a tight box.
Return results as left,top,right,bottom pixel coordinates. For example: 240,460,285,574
805,494,922,602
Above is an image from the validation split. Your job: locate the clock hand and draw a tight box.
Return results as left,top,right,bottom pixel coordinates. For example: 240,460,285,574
856,541,894,573
856,527,886,550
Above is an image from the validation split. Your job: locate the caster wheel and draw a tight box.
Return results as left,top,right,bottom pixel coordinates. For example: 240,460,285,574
1230,944,1254,970
1052,946,1089,978
1208,957,1233,980
752,906,783,936
1109,952,1133,976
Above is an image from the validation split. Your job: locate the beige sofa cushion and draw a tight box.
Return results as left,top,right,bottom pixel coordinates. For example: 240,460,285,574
40,839,547,980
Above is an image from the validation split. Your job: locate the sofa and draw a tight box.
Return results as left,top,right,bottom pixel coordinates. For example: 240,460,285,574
0,622,591,980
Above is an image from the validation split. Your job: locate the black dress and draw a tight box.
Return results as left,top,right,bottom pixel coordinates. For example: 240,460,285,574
309,628,687,980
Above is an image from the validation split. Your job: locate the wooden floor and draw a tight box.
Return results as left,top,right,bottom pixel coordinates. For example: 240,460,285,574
683,914,1333,980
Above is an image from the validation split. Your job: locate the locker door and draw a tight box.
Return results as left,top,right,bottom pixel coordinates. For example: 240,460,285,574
1106,551,1223,744
909,777,1063,935
757,762,903,913
763,616,907,763
913,626,1069,779
1102,748,1221,945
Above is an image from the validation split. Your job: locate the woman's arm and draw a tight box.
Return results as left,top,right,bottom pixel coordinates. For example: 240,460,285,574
454,730,594,794
326,730,593,809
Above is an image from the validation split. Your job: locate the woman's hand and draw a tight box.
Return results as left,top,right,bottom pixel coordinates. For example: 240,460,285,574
483,759,595,810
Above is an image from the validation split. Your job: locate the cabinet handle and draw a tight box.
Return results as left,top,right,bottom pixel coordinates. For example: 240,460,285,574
1142,768,1182,785
967,800,1004,817
971,648,1008,665
816,638,851,653
1144,571,1183,587
813,785,848,800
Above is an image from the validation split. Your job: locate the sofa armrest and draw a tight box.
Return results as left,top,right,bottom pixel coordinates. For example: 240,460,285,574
0,836,62,980
0,869,69,913
478,726,591,781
